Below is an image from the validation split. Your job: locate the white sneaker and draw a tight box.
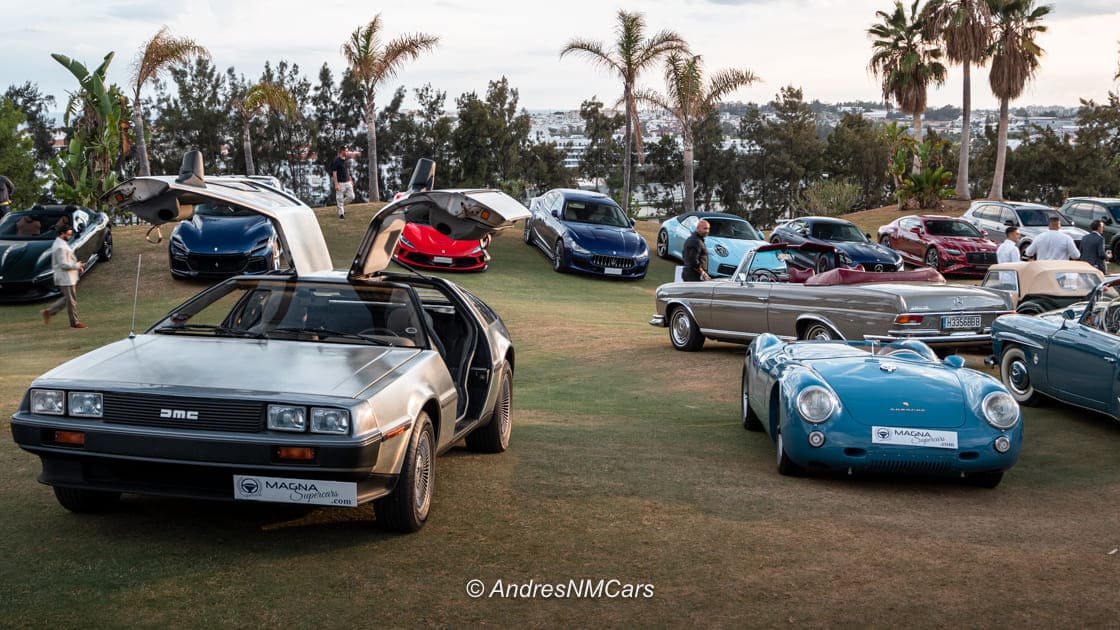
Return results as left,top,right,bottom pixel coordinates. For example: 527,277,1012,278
338,211,345,219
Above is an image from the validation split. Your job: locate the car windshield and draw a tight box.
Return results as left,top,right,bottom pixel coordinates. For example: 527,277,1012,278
810,222,866,242
1016,207,1070,227
1106,204,1120,221
195,202,260,217
563,201,629,227
925,220,982,237
151,279,427,348
0,212,70,241
708,218,760,240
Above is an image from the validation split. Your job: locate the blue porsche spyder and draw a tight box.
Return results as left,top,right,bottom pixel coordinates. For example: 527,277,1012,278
989,276,1120,423
771,216,903,272
524,188,649,279
169,200,287,280
742,334,1022,487
655,211,766,277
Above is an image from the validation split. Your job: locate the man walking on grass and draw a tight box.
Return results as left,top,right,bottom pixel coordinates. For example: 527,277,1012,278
40,225,86,329
330,146,355,219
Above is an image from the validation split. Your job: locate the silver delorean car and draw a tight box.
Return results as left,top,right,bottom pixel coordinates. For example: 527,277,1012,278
10,153,528,532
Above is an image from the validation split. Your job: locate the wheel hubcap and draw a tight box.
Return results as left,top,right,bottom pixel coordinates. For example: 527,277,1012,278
808,326,830,340
741,371,750,421
657,233,667,255
497,376,512,447
414,431,432,519
1008,360,1031,394
671,313,690,345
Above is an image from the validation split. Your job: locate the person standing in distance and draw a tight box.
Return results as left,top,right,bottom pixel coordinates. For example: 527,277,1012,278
1078,219,1110,273
682,219,711,281
330,146,355,219
996,226,1021,263
0,173,13,218
1025,215,1080,261
40,225,86,329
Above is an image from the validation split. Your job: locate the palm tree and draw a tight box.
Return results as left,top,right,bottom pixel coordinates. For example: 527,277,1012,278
129,26,209,176
987,0,1051,200
232,82,298,176
923,0,992,199
635,54,758,212
342,15,438,202
868,0,947,170
561,10,687,211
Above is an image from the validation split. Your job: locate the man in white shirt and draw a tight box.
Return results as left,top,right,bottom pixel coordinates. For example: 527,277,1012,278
996,226,1021,263
40,225,86,328
1025,216,1080,261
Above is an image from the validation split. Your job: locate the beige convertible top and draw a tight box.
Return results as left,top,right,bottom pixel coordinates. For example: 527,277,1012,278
986,260,1104,297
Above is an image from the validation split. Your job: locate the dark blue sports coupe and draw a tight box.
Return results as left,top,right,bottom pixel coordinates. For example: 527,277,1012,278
169,200,287,279
989,276,1120,422
524,188,649,279
771,216,903,272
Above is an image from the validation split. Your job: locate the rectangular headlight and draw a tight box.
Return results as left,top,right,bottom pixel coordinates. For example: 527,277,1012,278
67,392,103,418
30,389,65,415
310,407,350,434
267,405,307,432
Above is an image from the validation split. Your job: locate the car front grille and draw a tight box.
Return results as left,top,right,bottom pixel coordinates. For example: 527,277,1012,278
591,255,635,269
965,252,996,265
187,253,250,273
102,393,265,433
864,459,953,475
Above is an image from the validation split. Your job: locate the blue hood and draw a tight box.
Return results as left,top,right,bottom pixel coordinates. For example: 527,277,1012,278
830,240,901,266
808,356,966,429
567,222,647,256
0,239,52,281
173,214,275,253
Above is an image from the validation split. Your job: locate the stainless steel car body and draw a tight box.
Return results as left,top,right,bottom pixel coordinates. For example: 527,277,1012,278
651,245,1014,350
11,153,528,531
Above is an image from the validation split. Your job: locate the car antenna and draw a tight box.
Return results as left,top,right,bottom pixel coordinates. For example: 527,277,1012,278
128,254,142,339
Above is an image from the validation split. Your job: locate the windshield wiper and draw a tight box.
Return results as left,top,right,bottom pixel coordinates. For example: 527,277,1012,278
153,323,263,338
266,326,393,345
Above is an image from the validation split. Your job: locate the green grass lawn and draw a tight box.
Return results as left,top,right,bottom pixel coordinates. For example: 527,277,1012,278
1,205,1118,627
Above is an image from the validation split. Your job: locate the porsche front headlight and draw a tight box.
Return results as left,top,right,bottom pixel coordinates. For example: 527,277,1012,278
982,391,1020,429
796,386,839,424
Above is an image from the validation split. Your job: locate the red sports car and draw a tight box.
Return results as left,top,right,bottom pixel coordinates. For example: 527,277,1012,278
393,222,490,272
878,215,998,275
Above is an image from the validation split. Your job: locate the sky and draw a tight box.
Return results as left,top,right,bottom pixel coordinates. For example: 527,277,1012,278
3,0,1119,114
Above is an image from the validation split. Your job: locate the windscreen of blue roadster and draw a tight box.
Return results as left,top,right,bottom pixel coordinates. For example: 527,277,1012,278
151,279,428,348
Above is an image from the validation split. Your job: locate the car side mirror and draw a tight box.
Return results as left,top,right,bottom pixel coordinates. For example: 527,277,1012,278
980,229,988,237
1104,216,1113,225
1062,308,1078,320
910,226,922,235
629,218,636,227
942,355,966,369
1004,219,1015,227
551,209,560,218
865,232,872,240
735,272,747,284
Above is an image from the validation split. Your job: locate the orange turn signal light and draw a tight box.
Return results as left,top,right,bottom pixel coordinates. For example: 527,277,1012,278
276,446,316,461
480,210,491,221
53,430,85,446
382,424,411,440
894,314,925,325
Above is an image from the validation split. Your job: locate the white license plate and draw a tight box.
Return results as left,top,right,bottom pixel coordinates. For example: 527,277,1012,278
604,268,622,276
871,426,958,449
942,314,981,329
233,475,358,507
433,256,454,265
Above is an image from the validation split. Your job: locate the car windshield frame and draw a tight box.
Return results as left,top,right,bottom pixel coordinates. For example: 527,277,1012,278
810,222,867,243
1016,207,1071,227
707,217,761,240
149,277,430,348
562,200,630,228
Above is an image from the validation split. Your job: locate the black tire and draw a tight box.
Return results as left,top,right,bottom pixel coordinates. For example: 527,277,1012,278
1111,240,1120,266
552,239,567,273
999,346,1041,406
465,363,512,453
741,365,763,432
53,486,121,513
967,471,1004,488
656,230,671,259
375,412,435,533
879,234,892,249
522,220,532,244
802,323,836,341
97,228,113,261
1019,240,1031,258
776,429,804,477
1015,299,1051,315
770,235,782,244
924,247,941,271
668,307,705,351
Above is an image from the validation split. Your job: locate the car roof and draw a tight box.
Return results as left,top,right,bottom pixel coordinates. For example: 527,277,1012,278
794,216,855,225
971,200,1051,210
1064,197,1120,205
672,211,752,222
755,241,838,254
914,215,959,221
987,260,1104,295
555,188,612,201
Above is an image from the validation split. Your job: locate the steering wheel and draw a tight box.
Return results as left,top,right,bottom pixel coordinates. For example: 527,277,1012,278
748,269,779,283
1104,304,1120,334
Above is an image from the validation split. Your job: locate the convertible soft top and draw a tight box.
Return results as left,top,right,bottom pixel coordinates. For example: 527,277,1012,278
806,267,946,286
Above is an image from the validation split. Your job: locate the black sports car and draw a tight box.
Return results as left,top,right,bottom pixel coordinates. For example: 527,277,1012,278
0,204,113,302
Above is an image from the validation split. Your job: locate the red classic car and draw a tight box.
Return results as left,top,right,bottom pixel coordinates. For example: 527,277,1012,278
878,215,998,276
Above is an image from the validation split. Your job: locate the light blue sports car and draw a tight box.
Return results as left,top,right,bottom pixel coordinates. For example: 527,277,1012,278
742,334,1022,487
655,211,765,277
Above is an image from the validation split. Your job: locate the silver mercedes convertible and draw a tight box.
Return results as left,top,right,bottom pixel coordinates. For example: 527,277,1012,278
10,153,528,532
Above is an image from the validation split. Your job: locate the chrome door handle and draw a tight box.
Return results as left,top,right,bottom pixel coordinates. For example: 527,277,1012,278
1106,357,1116,364
758,297,769,303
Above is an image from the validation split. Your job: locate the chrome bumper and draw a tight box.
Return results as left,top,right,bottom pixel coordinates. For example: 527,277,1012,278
863,332,991,347
649,314,666,327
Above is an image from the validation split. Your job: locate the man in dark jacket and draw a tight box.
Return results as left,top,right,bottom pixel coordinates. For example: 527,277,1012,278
681,219,710,281
1079,219,1110,273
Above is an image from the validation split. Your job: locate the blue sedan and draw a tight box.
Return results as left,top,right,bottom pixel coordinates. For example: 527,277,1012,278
524,188,649,278
772,216,903,272
169,201,286,279
743,334,1022,487
655,211,766,277
989,276,1120,422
